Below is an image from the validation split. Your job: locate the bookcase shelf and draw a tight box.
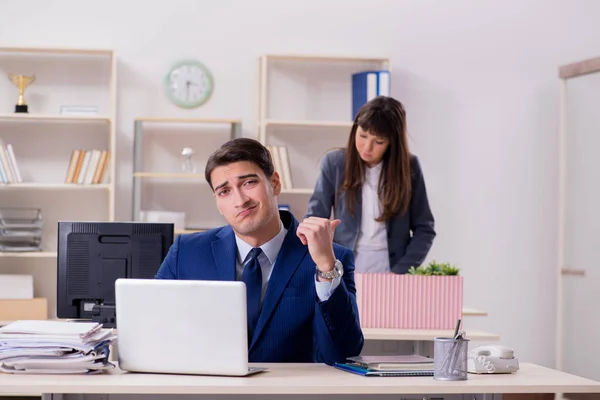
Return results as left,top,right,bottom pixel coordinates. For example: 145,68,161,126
133,172,207,179
257,53,390,217
0,114,111,123
264,119,354,128
132,117,241,230
0,45,117,322
261,53,390,64
175,229,206,235
0,251,56,258
0,183,110,189
281,188,314,195
0,46,113,56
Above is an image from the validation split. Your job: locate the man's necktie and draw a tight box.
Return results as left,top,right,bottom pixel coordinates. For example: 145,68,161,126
242,247,262,344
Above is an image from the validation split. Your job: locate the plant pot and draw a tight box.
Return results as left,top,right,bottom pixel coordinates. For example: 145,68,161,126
355,273,464,329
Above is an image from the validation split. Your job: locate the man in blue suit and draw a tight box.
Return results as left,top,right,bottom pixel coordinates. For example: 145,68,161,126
155,138,363,365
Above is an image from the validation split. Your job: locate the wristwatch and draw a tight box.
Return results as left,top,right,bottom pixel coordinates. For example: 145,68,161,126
316,259,344,279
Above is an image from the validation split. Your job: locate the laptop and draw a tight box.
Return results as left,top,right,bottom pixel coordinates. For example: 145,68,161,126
115,278,266,376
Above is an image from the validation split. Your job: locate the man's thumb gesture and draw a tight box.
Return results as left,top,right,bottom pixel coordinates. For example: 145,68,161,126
330,219,341,235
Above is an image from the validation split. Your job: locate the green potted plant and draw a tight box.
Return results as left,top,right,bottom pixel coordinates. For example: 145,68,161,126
407,260,460,276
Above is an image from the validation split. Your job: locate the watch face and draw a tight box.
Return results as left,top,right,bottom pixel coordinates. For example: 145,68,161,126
164,59,214,108
335,260,344,275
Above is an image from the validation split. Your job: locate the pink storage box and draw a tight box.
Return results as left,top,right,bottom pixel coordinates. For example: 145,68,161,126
354,273,464,330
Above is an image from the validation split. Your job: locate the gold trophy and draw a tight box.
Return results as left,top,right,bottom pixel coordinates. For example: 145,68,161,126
8,74,36,113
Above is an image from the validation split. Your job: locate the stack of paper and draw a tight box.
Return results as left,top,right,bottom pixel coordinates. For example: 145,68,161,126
0,320,117,374
335,354,435,377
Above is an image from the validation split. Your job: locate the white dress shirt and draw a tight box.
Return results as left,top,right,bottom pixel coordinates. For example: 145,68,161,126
354,161,391,273
234,220,341,304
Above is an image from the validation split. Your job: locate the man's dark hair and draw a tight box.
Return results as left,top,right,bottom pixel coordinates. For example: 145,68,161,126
205,138,275,190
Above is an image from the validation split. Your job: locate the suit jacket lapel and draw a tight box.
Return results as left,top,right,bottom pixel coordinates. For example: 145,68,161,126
250,214,307,350
211,227,236,281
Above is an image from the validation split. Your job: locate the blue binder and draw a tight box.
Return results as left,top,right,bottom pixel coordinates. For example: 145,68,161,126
334,363,434,377
351,70,391,119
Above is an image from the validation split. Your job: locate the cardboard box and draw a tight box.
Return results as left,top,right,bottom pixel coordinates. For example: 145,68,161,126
355,273,463,329
0,298,48,322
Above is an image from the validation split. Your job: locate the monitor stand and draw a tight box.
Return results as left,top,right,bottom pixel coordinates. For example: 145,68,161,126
91,304,117,328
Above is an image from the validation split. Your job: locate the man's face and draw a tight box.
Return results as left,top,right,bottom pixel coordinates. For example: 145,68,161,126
211,161,281,237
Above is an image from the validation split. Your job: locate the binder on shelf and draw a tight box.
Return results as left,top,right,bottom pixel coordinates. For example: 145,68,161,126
351,70,391,119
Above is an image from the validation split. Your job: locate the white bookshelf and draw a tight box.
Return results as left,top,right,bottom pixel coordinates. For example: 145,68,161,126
263,119,354,128
0,251,57,258
0,45,117,321
0,113,111,123
0,183,110,189
132,117,241,232
257,53,390,216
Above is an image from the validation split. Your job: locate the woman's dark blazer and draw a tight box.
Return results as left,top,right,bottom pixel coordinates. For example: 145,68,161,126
305,149,436,274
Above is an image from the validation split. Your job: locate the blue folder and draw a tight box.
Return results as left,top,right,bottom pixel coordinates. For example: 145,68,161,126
334,362,434,377
351,70,391,118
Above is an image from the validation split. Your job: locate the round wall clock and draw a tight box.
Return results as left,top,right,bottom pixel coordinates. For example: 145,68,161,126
164,59,214,108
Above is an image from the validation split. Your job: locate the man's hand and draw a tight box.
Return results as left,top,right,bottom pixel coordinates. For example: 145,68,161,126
296,217,341,273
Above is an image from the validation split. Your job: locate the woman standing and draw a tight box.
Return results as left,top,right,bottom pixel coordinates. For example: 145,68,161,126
305,96,435,274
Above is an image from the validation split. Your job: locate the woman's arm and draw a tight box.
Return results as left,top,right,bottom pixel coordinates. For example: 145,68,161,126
305,151,339,219
391,156,436,274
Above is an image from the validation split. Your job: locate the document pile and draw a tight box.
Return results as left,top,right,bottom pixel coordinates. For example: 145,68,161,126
0,320,116,374
334,354,435,377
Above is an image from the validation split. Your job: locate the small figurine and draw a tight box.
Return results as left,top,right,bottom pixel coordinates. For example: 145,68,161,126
181,147,196,173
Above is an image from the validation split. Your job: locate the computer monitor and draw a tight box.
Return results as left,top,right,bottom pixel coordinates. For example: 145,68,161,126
56,221,174,328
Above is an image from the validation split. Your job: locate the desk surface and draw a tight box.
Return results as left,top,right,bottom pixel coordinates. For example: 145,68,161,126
0,363,598,395
362,328,500,341
462,307,488,316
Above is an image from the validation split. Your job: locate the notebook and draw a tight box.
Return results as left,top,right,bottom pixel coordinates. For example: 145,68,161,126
334,362,434,377
346,354,434,371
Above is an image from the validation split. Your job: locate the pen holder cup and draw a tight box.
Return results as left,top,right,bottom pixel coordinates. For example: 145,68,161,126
433,337,470,381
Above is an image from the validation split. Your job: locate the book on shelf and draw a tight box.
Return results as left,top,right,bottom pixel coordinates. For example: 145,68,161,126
352,70,390,118
60,105,98,116
0,138,22,184
65,149,110,185
266,145,293,190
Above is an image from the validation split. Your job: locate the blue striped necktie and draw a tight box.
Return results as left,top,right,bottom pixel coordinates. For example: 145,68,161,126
242,247,262,344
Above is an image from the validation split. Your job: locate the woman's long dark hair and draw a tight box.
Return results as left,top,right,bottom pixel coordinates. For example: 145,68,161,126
340,96,411,222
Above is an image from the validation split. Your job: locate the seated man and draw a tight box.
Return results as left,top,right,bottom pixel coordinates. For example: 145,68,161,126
155,138,363,365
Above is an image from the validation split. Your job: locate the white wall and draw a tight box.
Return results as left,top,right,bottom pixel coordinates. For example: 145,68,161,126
2,0,600,368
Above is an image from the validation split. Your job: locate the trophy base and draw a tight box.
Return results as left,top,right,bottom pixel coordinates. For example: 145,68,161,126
14,105,28,113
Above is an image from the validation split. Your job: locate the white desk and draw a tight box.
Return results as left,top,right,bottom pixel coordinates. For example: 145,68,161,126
362,328,500,357
463,307,489,317
363,328,499,342
0,363,599,400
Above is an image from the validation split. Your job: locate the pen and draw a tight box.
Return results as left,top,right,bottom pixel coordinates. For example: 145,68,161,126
441,319,461,371
453,319,461,338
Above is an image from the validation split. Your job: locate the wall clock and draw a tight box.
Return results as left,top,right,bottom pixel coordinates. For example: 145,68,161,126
164,59,214,108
